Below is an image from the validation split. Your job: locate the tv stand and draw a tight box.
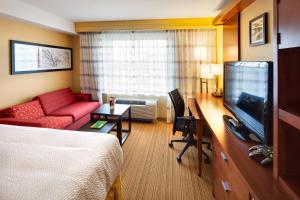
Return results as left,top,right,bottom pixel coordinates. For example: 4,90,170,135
191,93,289,200
223,115,249,142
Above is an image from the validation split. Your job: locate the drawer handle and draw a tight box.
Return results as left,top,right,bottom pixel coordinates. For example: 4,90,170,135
221,152,228,162
249,192,255,200
221,181,231,192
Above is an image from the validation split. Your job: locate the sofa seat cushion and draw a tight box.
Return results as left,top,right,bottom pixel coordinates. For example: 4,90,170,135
51,102,100,121
36,116,73,129
10,100,45,120
0,118,42,127
34,88,76,115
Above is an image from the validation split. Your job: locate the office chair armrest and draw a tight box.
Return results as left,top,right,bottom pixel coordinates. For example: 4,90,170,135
176,116,194,121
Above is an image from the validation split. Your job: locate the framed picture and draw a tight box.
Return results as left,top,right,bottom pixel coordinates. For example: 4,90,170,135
10,40,72,74
249,13,267,46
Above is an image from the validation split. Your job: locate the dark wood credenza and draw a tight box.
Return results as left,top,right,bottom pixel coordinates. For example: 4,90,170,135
192,93,290,200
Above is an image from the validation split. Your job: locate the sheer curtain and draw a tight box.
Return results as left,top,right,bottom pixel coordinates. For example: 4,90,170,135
174,29,217,103
166,29,217,122
80,31,175,103
80,33,103,101
79,29,216,122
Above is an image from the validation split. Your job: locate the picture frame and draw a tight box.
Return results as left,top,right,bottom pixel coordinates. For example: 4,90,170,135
249,13,268,46
10,40,72,75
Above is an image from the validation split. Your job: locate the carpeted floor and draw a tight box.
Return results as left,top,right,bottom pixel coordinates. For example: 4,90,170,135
120,121,214,200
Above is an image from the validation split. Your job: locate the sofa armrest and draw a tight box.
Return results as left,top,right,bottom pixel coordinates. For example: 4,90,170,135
0,118,42,127
74,93,92,102
0,108,11,118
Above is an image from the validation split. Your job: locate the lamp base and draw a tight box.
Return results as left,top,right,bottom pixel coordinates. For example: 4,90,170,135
212,91,223,97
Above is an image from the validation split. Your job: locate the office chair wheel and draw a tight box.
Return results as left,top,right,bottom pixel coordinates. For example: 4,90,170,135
204,158,210,164
168,141,173,148
176,156,182,163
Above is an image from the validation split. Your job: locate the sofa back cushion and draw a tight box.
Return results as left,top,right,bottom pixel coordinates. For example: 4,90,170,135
10,100,45,120
34,88,76,115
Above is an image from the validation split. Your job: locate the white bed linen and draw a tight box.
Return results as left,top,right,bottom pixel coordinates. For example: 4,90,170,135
0,124,123,200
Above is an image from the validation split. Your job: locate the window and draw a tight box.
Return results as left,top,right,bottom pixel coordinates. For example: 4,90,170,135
99,31,175,96
80,29,217,121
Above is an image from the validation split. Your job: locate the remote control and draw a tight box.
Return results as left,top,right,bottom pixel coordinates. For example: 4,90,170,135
248,145,273,166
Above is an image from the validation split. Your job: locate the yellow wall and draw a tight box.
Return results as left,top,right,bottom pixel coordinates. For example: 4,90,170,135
240,0,274,61
75,18,215,32
0,17,74,109
72,35,81,93
0,16,223,120
216,26,224,91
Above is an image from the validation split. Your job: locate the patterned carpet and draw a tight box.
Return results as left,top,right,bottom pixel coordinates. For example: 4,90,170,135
120,121,214,200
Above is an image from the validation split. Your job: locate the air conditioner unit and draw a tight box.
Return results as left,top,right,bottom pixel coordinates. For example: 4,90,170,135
115,98,157,122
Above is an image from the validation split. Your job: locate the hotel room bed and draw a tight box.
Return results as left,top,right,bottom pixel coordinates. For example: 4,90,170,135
0,124,123,200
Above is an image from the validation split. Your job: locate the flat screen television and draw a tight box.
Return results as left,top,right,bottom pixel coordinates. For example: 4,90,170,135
224,61,273,146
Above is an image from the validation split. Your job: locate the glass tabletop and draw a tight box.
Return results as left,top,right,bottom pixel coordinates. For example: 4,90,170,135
92,103,130,116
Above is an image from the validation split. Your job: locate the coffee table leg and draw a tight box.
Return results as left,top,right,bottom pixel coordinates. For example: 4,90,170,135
117,118,122,145
128,107,131,133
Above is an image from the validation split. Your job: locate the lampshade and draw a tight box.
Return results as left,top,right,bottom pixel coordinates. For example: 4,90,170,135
200,64,214,79
211,64,224,76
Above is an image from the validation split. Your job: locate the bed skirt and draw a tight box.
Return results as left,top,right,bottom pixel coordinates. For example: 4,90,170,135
105,176,121,200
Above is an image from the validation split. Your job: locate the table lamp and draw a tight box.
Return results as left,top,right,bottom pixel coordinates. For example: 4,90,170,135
211,64,224,97
200,64,214,93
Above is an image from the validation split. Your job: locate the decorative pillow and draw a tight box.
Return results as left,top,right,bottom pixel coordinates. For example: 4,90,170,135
10,100,45,120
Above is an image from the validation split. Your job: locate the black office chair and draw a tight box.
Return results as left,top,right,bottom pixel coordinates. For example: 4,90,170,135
168,88,210,163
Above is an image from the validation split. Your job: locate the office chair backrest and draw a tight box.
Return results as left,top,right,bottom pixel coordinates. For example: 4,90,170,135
168,89,185,118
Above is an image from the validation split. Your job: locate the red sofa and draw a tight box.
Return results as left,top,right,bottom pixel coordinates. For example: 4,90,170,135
0,88,100,130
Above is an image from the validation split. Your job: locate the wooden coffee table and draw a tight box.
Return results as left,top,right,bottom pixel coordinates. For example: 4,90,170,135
78,121,117,134
78,103,131,146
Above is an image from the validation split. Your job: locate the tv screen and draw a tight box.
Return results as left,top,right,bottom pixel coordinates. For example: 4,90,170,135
224,61,273,145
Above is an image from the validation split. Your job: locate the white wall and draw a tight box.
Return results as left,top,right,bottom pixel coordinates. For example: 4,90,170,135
0,0,75,34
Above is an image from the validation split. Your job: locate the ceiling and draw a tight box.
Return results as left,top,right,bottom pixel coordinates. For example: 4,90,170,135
19,0,225,22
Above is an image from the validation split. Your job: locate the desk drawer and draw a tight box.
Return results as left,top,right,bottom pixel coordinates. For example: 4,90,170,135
213,137,230,177
213,164,229,200
227,162,250,200
212,137,249,200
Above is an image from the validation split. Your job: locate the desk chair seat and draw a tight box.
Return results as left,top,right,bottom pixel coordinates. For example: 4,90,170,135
168,89,210,163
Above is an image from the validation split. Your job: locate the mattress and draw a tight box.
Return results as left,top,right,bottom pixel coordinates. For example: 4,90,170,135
0,124,123,200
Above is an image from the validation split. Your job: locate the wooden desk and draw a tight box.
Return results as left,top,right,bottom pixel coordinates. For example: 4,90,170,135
189,93,290,200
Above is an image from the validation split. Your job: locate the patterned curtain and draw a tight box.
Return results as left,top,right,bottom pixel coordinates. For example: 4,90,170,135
80,31,176,104
79,29,216,122
173,29,217,107
80,33,104,102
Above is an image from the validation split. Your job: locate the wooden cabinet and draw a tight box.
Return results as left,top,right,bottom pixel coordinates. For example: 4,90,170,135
278,0,300,49
223,14,240,62
274,0,300,198
195,93,290,200
212,136,249,200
